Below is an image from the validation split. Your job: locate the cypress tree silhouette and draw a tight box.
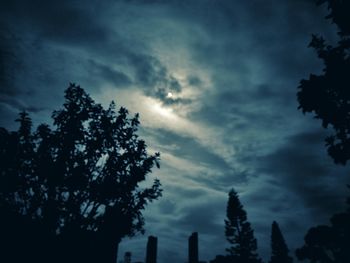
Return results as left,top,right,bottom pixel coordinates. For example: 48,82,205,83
0,83,162,263
269,221,293,263
225,189,262,263
297,0,350,164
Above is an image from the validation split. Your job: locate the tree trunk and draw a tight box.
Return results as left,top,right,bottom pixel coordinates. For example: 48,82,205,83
97,238,119,263
113,242,119,263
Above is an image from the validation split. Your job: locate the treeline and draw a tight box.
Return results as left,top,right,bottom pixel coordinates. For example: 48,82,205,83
209,188,350,263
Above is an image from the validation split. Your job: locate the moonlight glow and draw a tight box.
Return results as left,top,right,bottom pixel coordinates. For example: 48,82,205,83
152,102,174,118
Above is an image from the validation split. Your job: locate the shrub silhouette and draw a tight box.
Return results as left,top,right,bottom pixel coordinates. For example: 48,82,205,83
0,83,162,263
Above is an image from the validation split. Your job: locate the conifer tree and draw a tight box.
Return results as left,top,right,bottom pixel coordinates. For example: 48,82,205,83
269,221,293,263
225,189,262,263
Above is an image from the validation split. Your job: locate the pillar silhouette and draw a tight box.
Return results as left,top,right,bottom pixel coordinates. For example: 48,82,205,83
146,236,158,263
124,252,131,263
189,232,198,263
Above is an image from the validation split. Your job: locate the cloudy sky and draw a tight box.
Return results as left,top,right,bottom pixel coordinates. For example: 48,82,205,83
1,0,349,262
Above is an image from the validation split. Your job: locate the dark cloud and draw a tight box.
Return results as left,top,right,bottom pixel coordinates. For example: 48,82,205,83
187,75,202,86
87,60,132,87
175,201,225,236
0,0,109,45
0,95,47,113
0,31,24,96
128,53,191,105
0,0,191,119
257,130,349,216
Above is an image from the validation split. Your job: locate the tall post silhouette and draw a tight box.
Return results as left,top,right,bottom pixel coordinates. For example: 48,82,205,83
124,252,132,263
146,236,158,263
188,232,199,263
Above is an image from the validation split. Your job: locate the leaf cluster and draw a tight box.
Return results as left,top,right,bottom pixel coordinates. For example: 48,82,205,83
297,0,350,164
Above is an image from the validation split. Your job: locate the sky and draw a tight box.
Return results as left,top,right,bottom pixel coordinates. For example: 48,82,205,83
1,0,349,262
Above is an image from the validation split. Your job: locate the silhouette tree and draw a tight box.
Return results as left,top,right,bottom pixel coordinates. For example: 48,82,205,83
297,0,350,164
225,189,262,263
0,83,162,263
296,192,350,263
210,255,233,263
269,221,293,263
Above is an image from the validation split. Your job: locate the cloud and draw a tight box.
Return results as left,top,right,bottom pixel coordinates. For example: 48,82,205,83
257,130,349,216
0,0,109,44
129,53,191,105
0,0,194,126
87,60,132,87
0,31,26,97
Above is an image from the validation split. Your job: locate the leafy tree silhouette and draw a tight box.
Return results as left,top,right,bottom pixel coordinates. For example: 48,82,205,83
296,2,350,262
297,0,350,164
0,83,162,263
225,189,262,263
296,192,350,263
269,221,293,263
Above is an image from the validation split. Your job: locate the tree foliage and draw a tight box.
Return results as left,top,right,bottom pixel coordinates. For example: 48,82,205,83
297,0,350,164
297,1,350,260
296,193,350,263
225,189,262,263
269,221,293,263
0,83,162,262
